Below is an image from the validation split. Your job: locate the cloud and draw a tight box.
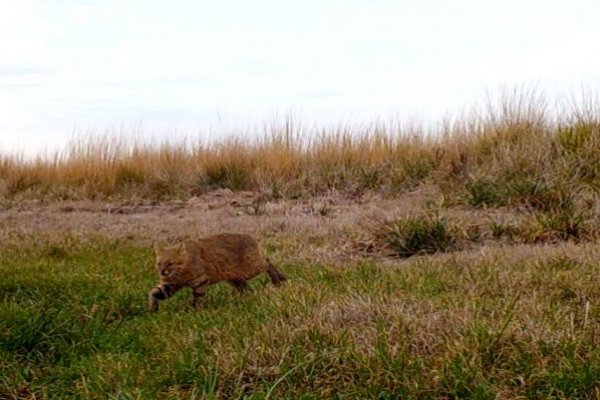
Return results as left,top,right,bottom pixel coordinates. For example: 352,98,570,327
0,67,49,88
0,1,49,66
300,91,340,99
0,67,50,76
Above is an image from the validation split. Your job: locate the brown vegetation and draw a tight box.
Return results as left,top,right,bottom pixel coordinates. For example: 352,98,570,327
1,90,598,207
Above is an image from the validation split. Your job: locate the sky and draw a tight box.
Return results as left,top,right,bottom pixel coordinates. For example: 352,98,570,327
1,0,600,155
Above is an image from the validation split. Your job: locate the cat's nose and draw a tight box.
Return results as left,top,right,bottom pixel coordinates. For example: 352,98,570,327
160,270,169,276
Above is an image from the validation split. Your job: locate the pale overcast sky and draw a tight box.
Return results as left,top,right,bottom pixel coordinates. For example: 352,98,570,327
1,0,599,154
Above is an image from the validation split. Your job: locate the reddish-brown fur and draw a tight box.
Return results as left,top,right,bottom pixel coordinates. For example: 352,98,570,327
148,233,286,311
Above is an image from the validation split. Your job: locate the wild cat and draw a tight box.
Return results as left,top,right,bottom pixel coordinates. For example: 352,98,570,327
148,233,287,311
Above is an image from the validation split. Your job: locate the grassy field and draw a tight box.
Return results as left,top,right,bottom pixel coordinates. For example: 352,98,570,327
1,238,600,399
2,91,600,398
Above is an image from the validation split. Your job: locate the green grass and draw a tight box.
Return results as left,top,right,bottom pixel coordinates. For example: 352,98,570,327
2,239,600,398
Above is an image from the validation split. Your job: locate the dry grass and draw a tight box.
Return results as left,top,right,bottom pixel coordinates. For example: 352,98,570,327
1,90,598,205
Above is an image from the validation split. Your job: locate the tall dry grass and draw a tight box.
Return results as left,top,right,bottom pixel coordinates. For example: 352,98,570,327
1,90,599,204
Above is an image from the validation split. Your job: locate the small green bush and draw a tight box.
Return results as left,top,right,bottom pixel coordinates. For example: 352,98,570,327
489,220,521,240
531,209,588,242
465,176,505,208
378,214,457,258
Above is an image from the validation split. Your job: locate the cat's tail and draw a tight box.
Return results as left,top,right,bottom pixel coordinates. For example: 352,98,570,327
266,258,287,286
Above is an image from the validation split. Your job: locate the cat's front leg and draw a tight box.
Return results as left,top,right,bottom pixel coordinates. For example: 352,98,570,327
189,276,210,308
148,283,181,311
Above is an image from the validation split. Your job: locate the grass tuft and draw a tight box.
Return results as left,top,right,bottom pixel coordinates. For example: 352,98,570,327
375,214,457,258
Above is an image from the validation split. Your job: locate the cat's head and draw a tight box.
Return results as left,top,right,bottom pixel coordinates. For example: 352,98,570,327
154,243,187,281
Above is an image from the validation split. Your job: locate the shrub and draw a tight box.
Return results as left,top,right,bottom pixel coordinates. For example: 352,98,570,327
530,209,588,242
202,162,252,191
489,220,521,241
505,178,575,212
114,164,145,190
465,176,505,208
376,214,457,258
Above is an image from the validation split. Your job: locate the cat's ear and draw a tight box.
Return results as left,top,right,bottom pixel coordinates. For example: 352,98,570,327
153,242,164,255
175,242,185,254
